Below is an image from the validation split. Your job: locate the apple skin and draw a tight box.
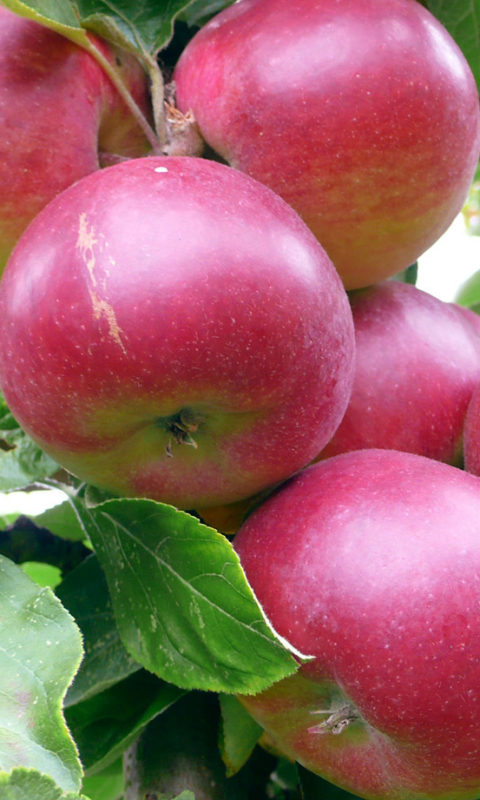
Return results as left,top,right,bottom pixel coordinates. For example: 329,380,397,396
0,156,355,509
0,7,152,273
173,0,480,290
234,449,480,800
317,282,480,465
462,383,480,476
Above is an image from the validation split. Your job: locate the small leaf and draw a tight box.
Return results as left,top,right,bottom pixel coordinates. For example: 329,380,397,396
219,695,263,777
456,268,480,309
65,670,184,774
0,768,89,800
81,758,124,800
426,0,480,90
0,394,59,491
390,262,418,286
71,496,299,694
0,557,83,792
178,0,235,27
35,500,87,543
21,562,63,589
56,555,142,707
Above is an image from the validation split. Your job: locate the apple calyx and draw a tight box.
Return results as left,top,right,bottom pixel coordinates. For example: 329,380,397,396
162,408,202,457
309,702,360,735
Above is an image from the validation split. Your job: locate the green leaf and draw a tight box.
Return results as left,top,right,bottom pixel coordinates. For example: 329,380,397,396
390,262,418,286
35,500,87,543
21,562,62,589
71,496,299,694
0,394,59,491
65,670,184,775
0,556,83,792
0,768,89,800
56,555,142,707
81,758,124,800
455,267,480,310
75,0,199,57
219,695,262,777
178,0,234,27
426,0,480,90
0,0,202,56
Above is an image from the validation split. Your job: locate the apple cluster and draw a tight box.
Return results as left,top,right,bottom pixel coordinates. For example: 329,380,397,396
1,1,480,798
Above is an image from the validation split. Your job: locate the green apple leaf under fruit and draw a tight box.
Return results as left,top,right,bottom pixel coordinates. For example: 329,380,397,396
71,496,300,693
0,556,83,792
57,555,142,707
0,768,89,800
219,694,263,776
65,670,184,775
0,394,59,491
425,0,480,90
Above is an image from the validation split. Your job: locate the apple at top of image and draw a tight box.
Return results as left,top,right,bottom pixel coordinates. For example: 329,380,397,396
174,0,480,289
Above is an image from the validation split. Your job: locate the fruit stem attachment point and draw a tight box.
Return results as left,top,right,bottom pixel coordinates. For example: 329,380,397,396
308,703,359,735
161,409,203,457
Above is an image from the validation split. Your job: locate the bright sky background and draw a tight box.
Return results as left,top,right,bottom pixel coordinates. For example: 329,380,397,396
2,212,480,518
416,212,480,302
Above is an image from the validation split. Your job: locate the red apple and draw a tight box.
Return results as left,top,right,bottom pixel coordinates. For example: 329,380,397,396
173,0,480,290
317,281,480,465
0,156,355,509
453,304,480,340
0,7,152,272
234,449,480,800
462,383,480,476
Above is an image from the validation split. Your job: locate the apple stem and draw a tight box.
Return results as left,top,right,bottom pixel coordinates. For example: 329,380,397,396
83,40,163,154
85,41,204,158
147,55,168,149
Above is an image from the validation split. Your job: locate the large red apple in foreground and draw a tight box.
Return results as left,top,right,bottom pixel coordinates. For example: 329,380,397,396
234,449,480,800
0,7,152,272
318,282,480,465
174,0,480,289
0,156,355,509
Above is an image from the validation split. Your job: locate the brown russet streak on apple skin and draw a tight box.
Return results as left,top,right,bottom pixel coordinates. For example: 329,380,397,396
0,156,355,508
76,212,127,354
